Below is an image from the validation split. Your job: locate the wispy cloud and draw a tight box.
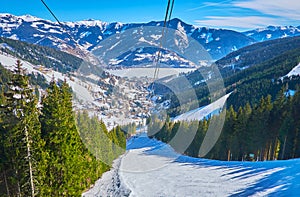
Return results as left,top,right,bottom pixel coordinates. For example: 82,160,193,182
188,0,234,11
234,0,300,20
195,16,279,30
191,0,300,30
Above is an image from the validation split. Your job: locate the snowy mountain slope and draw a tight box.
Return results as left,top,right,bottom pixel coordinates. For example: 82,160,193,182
244,25,300,42
84,133,300,196
83,89,300,196
0,13,255,62
2,14,300,69
215,36,300,74
173,93,231,122
0,53,94,102
284,62,300,78
0,53,151,129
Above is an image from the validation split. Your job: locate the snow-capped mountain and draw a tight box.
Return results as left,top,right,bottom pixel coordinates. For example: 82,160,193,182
244,25,300,42
2,13,299,68
0,13,255,66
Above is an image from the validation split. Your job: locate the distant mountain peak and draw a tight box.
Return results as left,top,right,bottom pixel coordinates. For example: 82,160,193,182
74,19,108,27
19,14,43,22
243,25,300,41
1,13,298,65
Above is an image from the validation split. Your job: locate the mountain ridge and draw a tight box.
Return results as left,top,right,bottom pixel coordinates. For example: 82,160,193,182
0,13,254,62
1,13,300,67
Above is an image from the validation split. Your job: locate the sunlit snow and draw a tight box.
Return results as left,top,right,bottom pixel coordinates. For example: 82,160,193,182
84,133,300,196
285,63,300,78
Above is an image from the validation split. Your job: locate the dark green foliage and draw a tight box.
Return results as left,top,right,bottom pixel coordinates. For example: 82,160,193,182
216,36,300,77
0,60,43,196
76,111,126,168
28,72,48,90
150,88,300,162
0,62,127,196
159,40,300,117
121,122,137,138
39,80,125,195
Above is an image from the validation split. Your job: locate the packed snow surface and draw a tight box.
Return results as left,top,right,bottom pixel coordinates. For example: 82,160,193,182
84,133,300,196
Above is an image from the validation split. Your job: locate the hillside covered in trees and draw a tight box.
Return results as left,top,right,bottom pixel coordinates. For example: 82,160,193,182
0,61,126,196
149,85,300,161
157,37,300,117
0,37,87,73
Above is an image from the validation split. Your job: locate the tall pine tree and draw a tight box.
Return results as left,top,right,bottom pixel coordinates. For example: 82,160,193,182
0,60,42,196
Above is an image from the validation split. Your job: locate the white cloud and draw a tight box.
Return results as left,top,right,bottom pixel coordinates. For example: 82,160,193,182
234,0,300,20
191,0,300,30
195,16,280,30
188,0,234,11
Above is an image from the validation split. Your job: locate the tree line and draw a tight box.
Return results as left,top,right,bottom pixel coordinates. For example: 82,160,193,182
162,45,300,117
0,60,126,196
148,85,300,162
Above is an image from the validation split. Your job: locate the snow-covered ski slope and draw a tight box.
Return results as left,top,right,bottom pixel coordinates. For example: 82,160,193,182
285,63,300,78
173,93,231,122
84,133,300,197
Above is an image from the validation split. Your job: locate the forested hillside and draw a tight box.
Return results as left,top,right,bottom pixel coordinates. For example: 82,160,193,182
149,36,300,162
0,37,86,73
159,41,300,117
0,61,126,196
149,86,300,161
216,36,300,78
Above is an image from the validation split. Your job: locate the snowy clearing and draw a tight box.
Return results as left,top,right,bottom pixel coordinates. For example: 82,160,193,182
284,63,300,78
84,133,300,197
173,93,231,122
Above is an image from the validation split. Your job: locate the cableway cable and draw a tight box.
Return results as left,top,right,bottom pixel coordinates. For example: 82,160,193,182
39,0,93,61
151,0,175,97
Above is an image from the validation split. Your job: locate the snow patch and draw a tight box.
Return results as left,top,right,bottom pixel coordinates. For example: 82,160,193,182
80,31,92,38
8,34,18,40
173,93,231,122
284,63,300,78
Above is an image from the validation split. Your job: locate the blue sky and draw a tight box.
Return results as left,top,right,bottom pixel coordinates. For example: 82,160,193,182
1,0,300,31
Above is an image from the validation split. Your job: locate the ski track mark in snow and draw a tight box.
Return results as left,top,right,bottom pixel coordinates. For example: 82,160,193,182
86,133,300,196
82,155,131,197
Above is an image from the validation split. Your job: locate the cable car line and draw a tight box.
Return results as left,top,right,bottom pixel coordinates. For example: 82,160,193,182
40,0,63,26
151,0,175,97
39,0,93,61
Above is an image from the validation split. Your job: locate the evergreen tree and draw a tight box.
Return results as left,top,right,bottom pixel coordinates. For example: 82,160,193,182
40,80,86,195
223,106,237,161
0,60,42,196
